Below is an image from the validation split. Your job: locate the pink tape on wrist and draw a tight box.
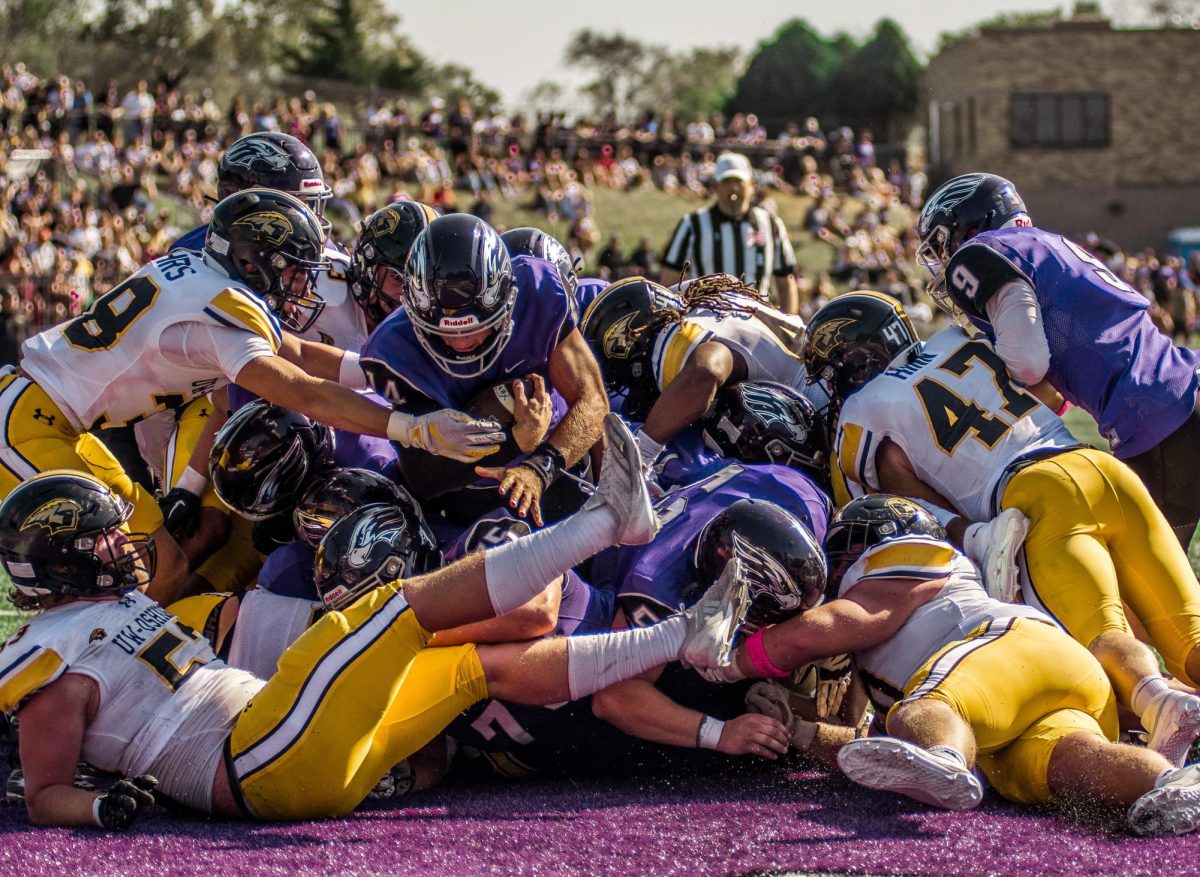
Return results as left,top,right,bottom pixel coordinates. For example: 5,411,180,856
1055,399,1071,417
745,628,790,679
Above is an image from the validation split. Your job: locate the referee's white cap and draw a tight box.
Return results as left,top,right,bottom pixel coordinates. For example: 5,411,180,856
714,152,753,182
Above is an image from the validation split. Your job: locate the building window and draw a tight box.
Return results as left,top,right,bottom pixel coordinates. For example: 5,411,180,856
1011,93,1110,148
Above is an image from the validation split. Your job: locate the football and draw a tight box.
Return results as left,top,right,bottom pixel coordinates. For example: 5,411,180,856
465,377,538,429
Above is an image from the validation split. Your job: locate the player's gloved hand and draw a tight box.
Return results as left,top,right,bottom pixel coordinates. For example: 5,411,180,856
252,514,295,555
716,712,790,759
158,488,202,539
388,409,505,464
963,508,1030,603
813,653,853,719
95,775,157,831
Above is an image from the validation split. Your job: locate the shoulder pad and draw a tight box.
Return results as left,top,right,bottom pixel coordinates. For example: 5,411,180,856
204,287,283,353
945,242,1029,321
840,535,959,596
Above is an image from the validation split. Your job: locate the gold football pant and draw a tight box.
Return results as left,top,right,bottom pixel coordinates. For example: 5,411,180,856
0,372,162,533
1001,448,1200,684
228,582,489,820
896,616,1118,805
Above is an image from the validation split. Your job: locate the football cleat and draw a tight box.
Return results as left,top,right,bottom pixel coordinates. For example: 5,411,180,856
678,556,752,678
963,508,1030,603
837,737,984,811
1142,690,1200,768
583,413,659,546
1127,763,1200,836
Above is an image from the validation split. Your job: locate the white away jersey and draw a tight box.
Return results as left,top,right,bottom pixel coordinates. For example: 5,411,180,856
21,249,281,431
0,591,262,783
838,535,1048,709
297,248,371,352
651,296,809,391
836,327,1077,521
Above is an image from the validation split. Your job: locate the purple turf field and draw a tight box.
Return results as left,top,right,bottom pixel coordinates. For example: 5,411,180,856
1,768,1196,877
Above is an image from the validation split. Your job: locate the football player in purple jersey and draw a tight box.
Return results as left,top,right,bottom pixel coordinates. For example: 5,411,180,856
919,173,1200,547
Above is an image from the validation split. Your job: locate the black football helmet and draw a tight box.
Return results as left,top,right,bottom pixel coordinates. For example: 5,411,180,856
218,132,333,234
205,188,331,333
823,494,947,596
293,467,424,549
804,292,920,411
701,381,831,491
694,499,827,632
501,227,580,300
404,214,517,378
314,503,440,611
916,173,1030,313
0,472,155,599
210,400,335,521
580,277,683,408
349,201,439,325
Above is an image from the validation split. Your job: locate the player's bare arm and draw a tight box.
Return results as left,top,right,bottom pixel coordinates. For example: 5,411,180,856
641,340,741,445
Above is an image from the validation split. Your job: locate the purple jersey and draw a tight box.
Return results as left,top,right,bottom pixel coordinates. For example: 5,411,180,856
949,227,1200,458
575,277,610,316
590,462,830,626
169,224,206,253
360,255,577,410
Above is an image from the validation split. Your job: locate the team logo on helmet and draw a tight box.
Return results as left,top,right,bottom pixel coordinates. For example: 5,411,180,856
918,173,987,237
223,140,291,172
345,515,403,569
602,312,639,359
367,209,400,238
233,211,294,246
884,496,924,520
20,498,82,536
731,533,804,613
806,318,856,360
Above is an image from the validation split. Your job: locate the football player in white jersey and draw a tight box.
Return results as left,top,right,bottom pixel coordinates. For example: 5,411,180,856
0,417,711,828
683,496,1200,836
807,292,1200,767
1,189,502,603
580,273,813,473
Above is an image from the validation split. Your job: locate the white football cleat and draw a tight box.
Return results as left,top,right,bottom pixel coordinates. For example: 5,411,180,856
963,508,1029,603
837,737,984,811
1127,763,1200,836
678,557,751,679
584,413,659,546
1142,690,1200,768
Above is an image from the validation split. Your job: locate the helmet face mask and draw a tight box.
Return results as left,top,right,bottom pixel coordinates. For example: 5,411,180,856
350,201,438,325
405,215,517,378
205,188,331,333
0,472,157,603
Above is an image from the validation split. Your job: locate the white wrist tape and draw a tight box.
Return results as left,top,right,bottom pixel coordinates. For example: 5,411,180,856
386,409,418,447
696,714,725,750
176,465,207,496
338,351,369,390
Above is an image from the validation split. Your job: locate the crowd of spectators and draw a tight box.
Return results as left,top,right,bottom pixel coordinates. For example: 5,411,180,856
0,58,937,358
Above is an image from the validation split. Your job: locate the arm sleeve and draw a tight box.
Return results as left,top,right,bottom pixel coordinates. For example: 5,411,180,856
661,216,694,270
983,281,1050,387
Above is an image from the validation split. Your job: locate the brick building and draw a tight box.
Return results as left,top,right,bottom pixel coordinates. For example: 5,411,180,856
923,13,1200,249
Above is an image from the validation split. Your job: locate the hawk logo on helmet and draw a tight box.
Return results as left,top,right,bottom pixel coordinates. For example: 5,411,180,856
20,498,82,536
918,173,986,237
346,515,403,569
740,383,804,433
807,318,856,360
602,311,640,360
222,140,291,172
367,209,400,238
232,211,294,246
884,496,924,519
731,534,805,615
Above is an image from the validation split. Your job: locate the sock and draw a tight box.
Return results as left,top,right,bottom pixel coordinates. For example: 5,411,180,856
928,744,969,769
484,504,619,615
635,429,665,469
566,615,687,699
1132,675,1172,717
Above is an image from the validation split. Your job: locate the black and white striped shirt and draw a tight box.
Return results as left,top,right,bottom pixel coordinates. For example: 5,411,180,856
661,203,796,298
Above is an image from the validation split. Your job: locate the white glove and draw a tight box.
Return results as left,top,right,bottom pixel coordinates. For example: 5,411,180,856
387,409,505,463
962,508,1030,603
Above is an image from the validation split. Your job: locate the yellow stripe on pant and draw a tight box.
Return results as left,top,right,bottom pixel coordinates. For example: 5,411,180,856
895,616,1118,804
0,372,162,533
1001,448,1200,684
230,582,488,820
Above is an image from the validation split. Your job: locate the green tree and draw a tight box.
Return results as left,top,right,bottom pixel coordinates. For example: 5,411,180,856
647,46,743,119
828,18,921,139
727,19,842,132
565,29,654,118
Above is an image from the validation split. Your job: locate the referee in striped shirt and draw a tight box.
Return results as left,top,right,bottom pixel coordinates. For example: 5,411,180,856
660,152,800,314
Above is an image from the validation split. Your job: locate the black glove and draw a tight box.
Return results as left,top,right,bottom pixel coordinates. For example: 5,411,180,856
96,775,157,831
252,514,295,555
158,488,202,539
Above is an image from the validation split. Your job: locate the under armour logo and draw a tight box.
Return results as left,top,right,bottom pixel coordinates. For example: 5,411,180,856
32,408,55,426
